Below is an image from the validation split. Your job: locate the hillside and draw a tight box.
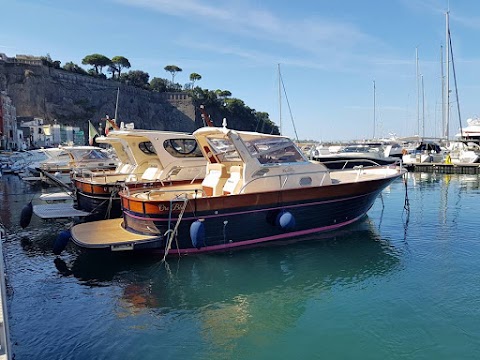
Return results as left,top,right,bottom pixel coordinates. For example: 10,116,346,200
0,59,278,135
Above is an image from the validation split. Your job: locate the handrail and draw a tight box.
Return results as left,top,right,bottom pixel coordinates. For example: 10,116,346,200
239,168,331,194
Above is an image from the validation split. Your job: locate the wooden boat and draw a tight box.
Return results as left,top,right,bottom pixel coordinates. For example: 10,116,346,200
71,125,206,220
39,145,118,186
71,122,406,255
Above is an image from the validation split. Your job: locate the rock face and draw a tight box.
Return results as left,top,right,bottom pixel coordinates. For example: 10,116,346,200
0,61,199,134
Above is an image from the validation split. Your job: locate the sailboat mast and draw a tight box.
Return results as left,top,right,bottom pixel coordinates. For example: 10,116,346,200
440,45,445,139
445,10,450,140
416,47,420,137
373,80,376,139
421,75,425,138
278,64,282,135
114,87,120,122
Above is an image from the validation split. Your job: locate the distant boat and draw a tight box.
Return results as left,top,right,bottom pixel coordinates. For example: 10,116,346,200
70,122,406,255
311,143,399,169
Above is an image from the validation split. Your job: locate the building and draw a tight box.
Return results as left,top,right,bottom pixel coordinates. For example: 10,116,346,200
18,117,84,148
0,92,22,150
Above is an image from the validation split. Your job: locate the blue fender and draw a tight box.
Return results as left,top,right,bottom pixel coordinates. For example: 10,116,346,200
190,220,205,249
20,202,33,229
53,229,71,255
276,211,296,231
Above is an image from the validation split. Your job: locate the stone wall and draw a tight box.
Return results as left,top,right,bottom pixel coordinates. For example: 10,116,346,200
0,61,199,136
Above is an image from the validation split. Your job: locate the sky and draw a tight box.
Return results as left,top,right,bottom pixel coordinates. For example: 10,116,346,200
1,0,480,142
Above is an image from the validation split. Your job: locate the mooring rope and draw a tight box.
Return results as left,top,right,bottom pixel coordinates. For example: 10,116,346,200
162,197,189,262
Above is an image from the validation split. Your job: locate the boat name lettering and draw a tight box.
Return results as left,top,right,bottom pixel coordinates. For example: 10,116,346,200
158,203,185,212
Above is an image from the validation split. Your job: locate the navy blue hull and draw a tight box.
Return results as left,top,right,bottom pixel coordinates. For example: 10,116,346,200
123,186,385,255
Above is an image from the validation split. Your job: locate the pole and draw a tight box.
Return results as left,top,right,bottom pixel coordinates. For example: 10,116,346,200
445,11,450,140
373,80,376,139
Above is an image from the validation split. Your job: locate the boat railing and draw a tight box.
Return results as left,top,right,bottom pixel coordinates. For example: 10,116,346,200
318,158,387,170
124,186,206,200
239,169,331,194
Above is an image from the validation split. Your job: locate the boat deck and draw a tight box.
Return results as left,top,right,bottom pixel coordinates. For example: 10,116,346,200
33,203,90,219
70,218,159,250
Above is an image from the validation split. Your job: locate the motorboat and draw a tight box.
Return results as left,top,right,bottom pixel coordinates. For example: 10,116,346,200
455,117,480,142
311,143,398,169
70,121,406,255
71,124,207,220
38,145,118,186
446,141,480,164
402,141,445,165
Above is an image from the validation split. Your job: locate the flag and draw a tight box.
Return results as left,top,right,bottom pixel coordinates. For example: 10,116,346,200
104,116,119,135
88,120,100,146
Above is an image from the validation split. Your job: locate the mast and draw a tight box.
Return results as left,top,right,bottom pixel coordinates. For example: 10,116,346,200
445,10,450,140
416,47,420,137
421,75,425,138
114,87,120,122
373,80,376,139
440,45,445,138
278,63,282,135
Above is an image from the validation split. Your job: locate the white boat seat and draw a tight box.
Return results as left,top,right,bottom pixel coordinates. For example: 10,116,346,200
141,167,160,181
223,165,243,195
201,163,228,197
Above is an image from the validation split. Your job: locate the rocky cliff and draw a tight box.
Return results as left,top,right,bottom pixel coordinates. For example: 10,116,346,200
0,61,199,134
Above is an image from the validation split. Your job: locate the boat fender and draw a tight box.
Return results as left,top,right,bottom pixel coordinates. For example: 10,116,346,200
276,211,296,231
190,220,205,249
20,201,33,229
53,229,71,255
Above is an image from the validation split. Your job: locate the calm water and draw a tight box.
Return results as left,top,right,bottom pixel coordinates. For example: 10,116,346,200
1,172,480,359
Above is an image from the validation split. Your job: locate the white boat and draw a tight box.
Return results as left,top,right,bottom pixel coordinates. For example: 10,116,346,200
39,146,118,186
71,123,207,220
446,141,480,164
69,121,406,255
455,117,480,143
402,141,445,164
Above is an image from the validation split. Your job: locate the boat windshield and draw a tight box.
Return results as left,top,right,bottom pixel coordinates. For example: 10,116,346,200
246,137,307,164
207,138,242,162
71,149,111,161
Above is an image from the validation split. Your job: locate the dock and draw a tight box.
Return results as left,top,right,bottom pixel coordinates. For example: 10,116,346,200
0,226,11,360
406,162,480,174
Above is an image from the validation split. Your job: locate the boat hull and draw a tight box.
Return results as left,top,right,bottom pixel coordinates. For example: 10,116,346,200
71,175,401,254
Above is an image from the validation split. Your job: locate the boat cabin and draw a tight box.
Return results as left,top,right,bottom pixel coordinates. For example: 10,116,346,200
87,128,206,183
194,125,332,196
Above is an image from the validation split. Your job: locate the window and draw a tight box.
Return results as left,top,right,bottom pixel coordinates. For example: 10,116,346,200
139,141,157,155
164,139,203,158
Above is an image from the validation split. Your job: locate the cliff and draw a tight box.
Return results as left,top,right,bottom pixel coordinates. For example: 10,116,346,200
0,61,199,134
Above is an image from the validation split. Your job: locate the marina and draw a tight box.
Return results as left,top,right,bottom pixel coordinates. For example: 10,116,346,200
1,170,480,358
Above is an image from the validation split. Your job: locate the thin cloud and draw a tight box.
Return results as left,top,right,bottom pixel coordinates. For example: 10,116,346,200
114,0,384,59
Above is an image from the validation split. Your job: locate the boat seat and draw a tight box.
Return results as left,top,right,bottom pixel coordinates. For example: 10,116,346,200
201,163,228,197
141,166,161,181
223,165,243,195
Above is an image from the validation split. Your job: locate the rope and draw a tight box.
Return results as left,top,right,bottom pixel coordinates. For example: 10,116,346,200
162,197,188,262
403,173,410,213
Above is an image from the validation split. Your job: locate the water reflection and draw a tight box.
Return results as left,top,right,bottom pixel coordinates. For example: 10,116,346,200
58,218,401,307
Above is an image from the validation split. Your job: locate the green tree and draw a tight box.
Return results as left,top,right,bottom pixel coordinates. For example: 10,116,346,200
189,72,202,88
82,54,112,75
111,56,131,78
63,62,87,75
164,65,182,83
150,77,169,92
121,70,150,88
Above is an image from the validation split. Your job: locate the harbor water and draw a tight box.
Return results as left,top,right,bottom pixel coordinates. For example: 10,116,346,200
1,172,480,359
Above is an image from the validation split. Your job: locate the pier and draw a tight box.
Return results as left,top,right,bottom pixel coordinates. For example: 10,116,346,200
406,162,480,174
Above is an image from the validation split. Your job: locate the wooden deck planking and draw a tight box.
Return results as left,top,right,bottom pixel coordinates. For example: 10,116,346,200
70,218,158,247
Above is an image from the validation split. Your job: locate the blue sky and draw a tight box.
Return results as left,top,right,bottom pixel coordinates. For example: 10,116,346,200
1,0,479,141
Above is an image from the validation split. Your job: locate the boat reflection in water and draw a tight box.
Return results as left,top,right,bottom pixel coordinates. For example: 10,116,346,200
56,217,402,356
